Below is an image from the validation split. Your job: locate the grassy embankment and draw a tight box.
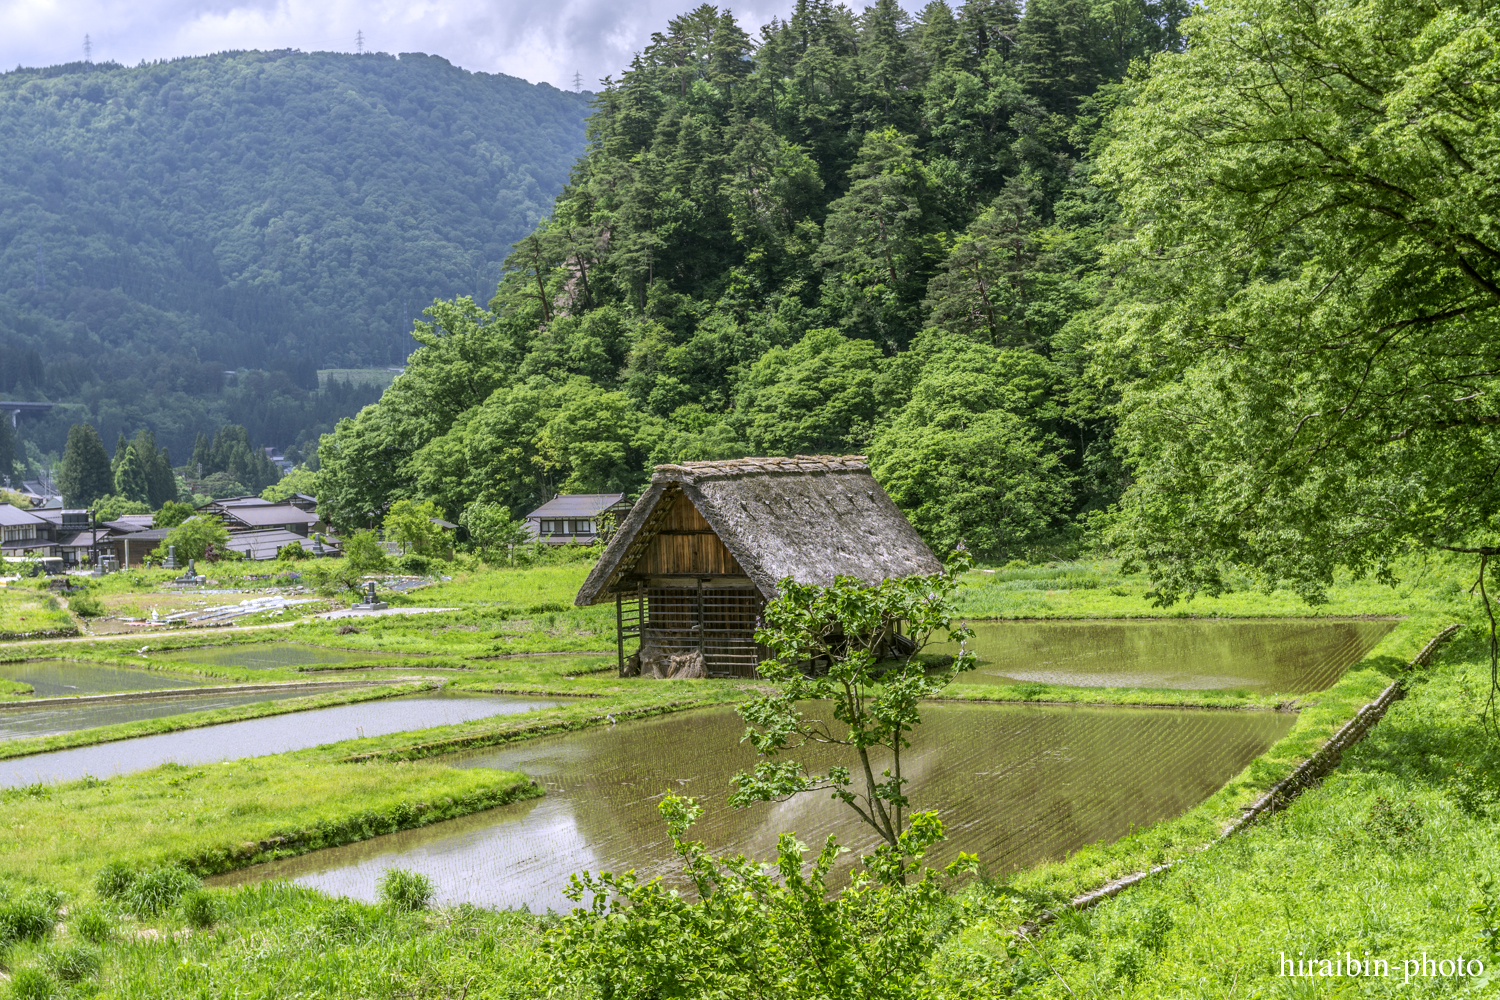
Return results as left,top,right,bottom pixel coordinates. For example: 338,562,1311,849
0,582,76,641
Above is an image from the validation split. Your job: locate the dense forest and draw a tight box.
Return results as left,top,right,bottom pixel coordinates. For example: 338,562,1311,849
0,50,591,471
320,0,1188,554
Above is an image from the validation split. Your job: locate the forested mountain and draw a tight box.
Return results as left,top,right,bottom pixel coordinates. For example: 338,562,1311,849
320,0,1187,556
0,50,591,470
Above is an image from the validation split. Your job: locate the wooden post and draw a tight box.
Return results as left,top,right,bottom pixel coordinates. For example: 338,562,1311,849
616,591,625,676
696,578,705,662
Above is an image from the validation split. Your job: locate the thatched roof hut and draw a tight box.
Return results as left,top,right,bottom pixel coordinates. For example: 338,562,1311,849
576,455,940,678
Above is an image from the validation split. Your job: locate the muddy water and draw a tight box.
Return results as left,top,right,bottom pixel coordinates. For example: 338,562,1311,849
937,618,1396,693
151,643,429,670
0,660,204,697
0,688,324,741
0,691,563,787
216,701,1295,912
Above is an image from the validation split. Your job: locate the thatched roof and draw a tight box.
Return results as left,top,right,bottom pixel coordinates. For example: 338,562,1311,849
575,455,942,605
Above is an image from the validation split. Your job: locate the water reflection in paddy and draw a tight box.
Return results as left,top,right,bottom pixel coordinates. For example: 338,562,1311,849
217,702,1295,912
0,688,322,741
0,691,563,787
151,643,428,670
0,660,203,697
935,618,1396,693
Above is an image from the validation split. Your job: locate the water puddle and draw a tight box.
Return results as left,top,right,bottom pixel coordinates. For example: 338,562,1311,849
0,660,204,698
0,688,322,741
151,643,429,670
216,701,1295,911
936,618,1396,693
0,691,564,787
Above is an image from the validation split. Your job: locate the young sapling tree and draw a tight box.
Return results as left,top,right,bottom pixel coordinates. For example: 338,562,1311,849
731,552,975,852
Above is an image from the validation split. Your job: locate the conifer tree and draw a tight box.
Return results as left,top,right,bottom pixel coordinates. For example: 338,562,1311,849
113,443,149,503
57,423,114,508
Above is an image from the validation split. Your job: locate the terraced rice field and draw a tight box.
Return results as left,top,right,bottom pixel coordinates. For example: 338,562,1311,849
0,687,321,741
216,701,1295,911
939,617,1396,693
0,659,204,697
0,691,565,786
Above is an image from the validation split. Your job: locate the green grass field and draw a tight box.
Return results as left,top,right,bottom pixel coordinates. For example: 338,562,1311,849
0,556,1494,997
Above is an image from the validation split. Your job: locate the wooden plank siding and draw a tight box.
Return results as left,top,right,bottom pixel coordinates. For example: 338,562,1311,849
629,496,748,578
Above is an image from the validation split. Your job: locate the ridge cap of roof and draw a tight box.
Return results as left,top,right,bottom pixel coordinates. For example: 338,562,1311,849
653,455,869,483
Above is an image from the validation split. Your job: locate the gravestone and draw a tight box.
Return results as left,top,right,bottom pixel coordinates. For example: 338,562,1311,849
351,580,388,611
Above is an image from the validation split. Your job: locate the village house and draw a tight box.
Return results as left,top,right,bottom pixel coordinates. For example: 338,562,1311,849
573,455,941,679
524,493,634,545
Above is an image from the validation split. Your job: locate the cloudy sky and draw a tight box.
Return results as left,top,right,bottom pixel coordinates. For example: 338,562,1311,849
0,0,809,91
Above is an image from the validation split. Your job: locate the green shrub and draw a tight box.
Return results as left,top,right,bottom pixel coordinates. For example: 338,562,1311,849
8,967,55,1000
180,889,219,929
123,866,201,916
70,906,112,943
67,592,105,617
376,867,434,912
41,942,101,983
94,861,136,899
395,553,432,575
277,540,310,560
0,896,56,946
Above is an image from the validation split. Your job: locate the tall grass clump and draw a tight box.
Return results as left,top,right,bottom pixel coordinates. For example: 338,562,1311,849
377,867,434,912
70,906,112,943
41,942,102,983
123,866,200,916
180,889,219,929
93,861,135,900
7,967,56,1000
0,893,55,946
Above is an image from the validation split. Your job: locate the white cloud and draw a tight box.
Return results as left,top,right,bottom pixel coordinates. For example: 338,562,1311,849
0,0,806,89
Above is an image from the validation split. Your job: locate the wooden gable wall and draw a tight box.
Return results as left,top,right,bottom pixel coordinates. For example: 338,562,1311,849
630,493,746,577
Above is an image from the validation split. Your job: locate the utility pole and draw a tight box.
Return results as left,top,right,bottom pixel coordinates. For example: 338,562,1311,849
84,34,92,64
356,30,364,54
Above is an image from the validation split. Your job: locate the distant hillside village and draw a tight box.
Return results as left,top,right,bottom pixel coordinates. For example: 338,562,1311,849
1,412,634,574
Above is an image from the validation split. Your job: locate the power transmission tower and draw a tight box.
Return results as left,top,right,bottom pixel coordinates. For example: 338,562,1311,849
83,34,92,63
356,30,364,54
572,71,583,92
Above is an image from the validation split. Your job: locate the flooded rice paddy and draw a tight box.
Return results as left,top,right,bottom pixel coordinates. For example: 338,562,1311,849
938,618,1396,693
217,701,1295,911
0,688,327,741
0,660,204,697
151,643,429,670
0,691,564,787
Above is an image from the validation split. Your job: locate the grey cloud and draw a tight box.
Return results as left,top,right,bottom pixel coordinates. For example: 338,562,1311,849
0,0,809,89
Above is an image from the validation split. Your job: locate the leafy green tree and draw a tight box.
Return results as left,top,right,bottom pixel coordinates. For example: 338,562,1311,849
382,499,446,556
128,430,177,510
732,558,975,850
162,516,230,563
92,495,153,523
343,530,390,573
1096,0,1500,607
733,328,886,455
459,501,529,558
261,468,321,503
153,501,196,529
57,424,114,508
